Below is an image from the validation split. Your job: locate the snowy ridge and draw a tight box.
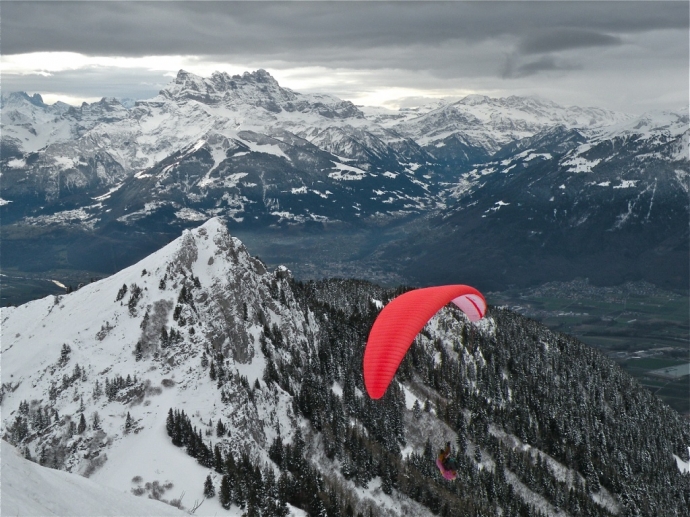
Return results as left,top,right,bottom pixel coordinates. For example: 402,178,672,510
393,94,631,153
1,218,312,515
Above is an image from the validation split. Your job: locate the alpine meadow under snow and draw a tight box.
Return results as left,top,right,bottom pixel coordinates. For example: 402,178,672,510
2,219,689,516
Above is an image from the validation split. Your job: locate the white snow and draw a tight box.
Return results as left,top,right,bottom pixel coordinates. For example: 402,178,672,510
613,180,638,189
174,208,207,221
675,169,689,193
674,449,690,474
563,156,601,173
523,152,552,161
328,161,367,181
53,155,77,169
7,158,26,168
0,218,313,517
485,200,510,213
1,440,186,517
92,183,125,201
331,382,343,397
401,384,422,411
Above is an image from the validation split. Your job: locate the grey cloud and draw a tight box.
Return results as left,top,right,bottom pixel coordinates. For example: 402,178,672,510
519,29,622,55
2,1,686,58
1,2,687,114
502,55,582,79
1,68,168,100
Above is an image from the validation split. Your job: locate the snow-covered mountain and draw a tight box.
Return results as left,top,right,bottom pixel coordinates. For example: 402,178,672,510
0,69,650,225
391,94,630,159
2,219,689,516
0,70,687,292
382,108,689,289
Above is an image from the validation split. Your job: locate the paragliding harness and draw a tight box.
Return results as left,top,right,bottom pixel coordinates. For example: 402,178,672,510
436,442,458,480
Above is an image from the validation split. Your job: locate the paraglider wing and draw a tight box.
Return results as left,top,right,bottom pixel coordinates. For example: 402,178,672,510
363,285,486,399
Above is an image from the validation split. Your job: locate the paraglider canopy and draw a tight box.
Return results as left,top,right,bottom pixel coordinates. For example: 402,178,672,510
363,285,486,399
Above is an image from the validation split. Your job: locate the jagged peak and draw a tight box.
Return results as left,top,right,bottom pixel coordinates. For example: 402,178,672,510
1,91,47,108
174,68,200,84
241,68,279,85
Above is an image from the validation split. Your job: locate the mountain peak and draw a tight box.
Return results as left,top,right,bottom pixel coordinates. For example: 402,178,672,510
1,91,47,108
241,68,278,85
458,94,492,106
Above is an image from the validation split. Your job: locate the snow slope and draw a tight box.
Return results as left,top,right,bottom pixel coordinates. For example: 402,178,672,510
0,218,312,515
1,439,186,517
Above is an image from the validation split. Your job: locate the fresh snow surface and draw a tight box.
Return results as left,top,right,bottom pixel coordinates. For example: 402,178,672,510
674,448,690,474
1,440,186,517
0,218,311,516
401,385,422,411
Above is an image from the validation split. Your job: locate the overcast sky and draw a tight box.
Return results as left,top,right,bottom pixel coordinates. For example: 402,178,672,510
1,1,688,114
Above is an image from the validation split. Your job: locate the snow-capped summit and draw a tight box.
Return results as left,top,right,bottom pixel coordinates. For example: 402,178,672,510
393,93,631,152
1,217,314,513
159,68,364,121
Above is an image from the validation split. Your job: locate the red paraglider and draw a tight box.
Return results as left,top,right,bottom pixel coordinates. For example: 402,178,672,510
363,285,486,399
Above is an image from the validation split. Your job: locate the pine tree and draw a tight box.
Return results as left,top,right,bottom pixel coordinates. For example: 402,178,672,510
166,408,175,437
216,419,225,437
49,383,58,401
78,413,87,434
125,412,133,434
60,343,71,365
219,474,232,509
474,445,482,464
412,400,422,419
269,433,284,468
204,474,216,498
214,444,224,473
115,283,128,301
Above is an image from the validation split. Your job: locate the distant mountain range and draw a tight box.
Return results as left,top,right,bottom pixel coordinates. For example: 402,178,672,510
1,69,687,293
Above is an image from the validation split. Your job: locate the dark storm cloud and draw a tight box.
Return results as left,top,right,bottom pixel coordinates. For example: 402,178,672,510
519,29,622,55
2,1,686,62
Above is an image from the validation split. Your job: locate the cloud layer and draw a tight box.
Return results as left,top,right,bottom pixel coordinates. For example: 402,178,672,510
2,1,688,113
